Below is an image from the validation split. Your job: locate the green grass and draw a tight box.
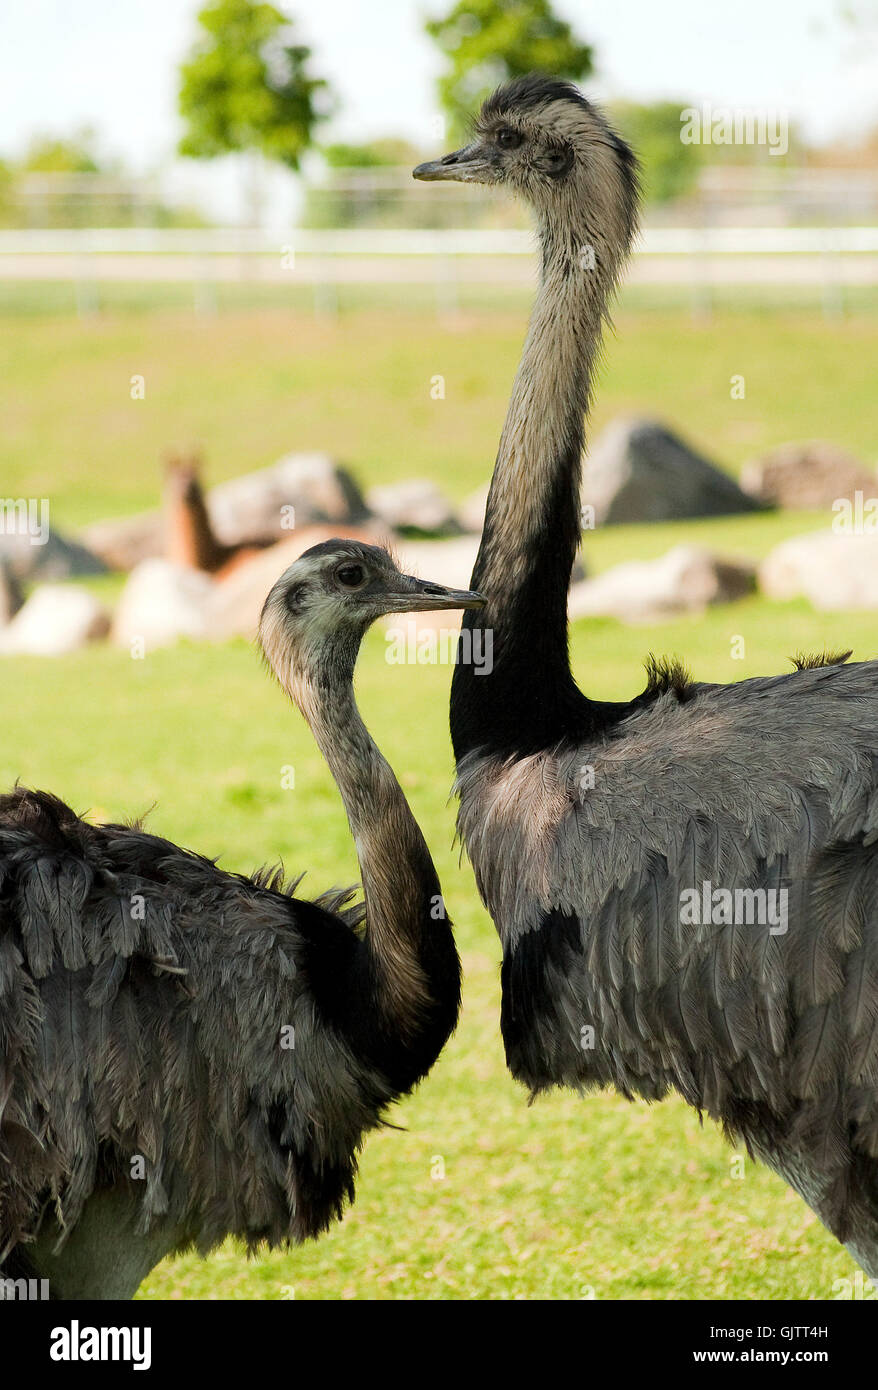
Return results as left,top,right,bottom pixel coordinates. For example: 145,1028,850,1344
2,300,876,1299
2,611,875,1301
1,300,876,530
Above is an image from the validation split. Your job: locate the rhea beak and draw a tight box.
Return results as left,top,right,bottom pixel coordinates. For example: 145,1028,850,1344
413,143,496,184
380,575,486,614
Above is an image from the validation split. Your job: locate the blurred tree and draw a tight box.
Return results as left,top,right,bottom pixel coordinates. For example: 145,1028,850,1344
425,0,594,141
0,158,15,227
21,128,103,174
610,101,703,205
322,138,421,169
304,138,424,230
178,0,330,180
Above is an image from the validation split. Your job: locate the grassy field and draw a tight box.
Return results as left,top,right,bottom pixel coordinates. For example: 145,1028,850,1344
2,301,876,1299
1,299,876,529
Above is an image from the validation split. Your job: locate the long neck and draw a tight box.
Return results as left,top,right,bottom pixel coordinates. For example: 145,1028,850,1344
451,208,620,760
166,474,226,573
299,662,459,1058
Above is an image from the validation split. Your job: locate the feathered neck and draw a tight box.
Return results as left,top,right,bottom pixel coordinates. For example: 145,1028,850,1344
450,201,624,760
288,653,460,1068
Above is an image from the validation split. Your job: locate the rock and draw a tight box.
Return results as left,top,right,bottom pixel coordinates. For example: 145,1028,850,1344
366,479,460,537
209,522,391,639
0,526,107,581
392,535,583,596
568,545,755,623
393,536,481,591
459,484,489,535
80,511,163,571
112,559,217,651
0,560,24,625
582,418,762,525
208,452,370,545
0,584,110,655
740,441,877,511
759,530,878,609
81,454,370,570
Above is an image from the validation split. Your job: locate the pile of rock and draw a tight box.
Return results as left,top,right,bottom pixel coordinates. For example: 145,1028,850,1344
6,421,878,657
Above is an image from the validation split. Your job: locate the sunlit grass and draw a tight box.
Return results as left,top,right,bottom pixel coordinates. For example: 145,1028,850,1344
1,603,871,1301
1,302,876,530
2,298,874,1298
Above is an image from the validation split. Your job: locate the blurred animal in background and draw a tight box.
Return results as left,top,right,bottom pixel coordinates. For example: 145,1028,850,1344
163,450,270,577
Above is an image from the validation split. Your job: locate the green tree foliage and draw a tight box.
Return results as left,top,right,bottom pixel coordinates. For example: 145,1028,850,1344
425,0,594,140
21,129,102,174
322,138,421,169
610,101,703,205
178,0,329,170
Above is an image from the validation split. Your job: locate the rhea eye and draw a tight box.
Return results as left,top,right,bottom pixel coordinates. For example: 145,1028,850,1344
336,563,366,589
496,127,522,150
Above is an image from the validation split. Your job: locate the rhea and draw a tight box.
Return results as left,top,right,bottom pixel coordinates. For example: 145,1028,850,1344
0,540,483,1299
416,75,878,1279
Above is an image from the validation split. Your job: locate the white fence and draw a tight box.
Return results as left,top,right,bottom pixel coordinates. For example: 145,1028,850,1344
2,226,877,316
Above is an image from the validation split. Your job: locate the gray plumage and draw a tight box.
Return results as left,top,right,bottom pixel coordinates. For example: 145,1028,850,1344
0,541,482,1298
418,76,878,1279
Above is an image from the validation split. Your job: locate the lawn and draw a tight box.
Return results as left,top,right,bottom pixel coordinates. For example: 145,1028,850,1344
1,298,876,529
1,300,875,1299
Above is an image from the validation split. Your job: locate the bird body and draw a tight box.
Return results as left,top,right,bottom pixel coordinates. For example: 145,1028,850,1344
0,541,482,1297
416,76,878,1276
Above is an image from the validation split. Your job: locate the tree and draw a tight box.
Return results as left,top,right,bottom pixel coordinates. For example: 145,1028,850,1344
610,102,703,205
322,138,421,170
178,0,330,172
21,128,102,174
425,0,594,141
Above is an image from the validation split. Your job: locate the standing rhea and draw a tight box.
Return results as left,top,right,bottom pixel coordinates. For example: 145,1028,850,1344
417,76,878,1280
0,540,483,1299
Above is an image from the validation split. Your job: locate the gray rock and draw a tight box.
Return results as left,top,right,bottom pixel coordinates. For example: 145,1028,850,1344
366,479,461,537
79,511,163,572
459,484,490,535
740,441,877,511
112,559,217,652
0,560,24,625
208,452,370,545
569,545,755,624
582,417,762,525
759,530,878,609
0,526,107,581
0,584,110,656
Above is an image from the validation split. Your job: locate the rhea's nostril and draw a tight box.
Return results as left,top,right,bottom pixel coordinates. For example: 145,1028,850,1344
441,151,459,165
421,583,446,596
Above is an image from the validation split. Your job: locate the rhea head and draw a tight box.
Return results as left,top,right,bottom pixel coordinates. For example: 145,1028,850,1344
259,539,485,705
413,74,639,254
